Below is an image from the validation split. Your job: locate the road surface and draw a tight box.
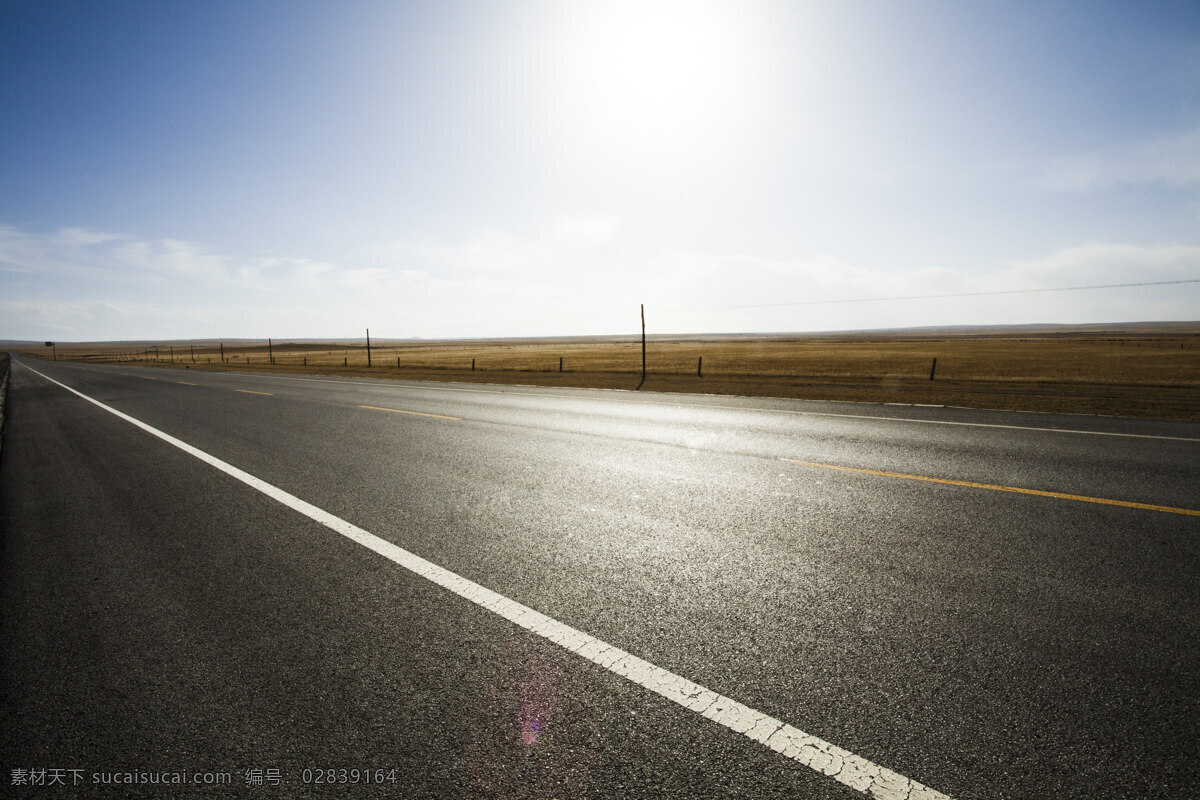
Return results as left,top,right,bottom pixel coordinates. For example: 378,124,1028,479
2,356,1197,798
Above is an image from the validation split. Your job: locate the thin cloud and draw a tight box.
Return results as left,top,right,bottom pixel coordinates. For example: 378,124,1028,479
1007,242,1200,282
3,221,1196,340
57,227,128,247
0,224,348,295
548,215,620,248
1044,127,1200,191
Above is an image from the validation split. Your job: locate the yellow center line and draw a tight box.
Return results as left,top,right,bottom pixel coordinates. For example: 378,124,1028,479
177,381,198,386
235,389,273,396
788,460,1200,517
360,404,461,421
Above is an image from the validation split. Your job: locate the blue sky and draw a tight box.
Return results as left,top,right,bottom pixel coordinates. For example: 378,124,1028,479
2,0,1198,341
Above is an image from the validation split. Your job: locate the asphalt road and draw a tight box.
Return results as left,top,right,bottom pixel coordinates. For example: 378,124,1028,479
2,356,1197,799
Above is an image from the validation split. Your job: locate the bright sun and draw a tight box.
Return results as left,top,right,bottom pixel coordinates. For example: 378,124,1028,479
547,0,769,176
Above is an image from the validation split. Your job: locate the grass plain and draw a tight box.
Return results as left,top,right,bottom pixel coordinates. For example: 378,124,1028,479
12,324,1200,419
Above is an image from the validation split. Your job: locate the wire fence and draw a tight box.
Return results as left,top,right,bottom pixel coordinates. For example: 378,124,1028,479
18,279,1200,391
30,331,1200,387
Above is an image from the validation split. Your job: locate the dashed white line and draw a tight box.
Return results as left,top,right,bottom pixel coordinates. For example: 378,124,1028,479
23,361,955,800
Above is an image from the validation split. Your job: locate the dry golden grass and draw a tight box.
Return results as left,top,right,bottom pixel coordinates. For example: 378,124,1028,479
17,327,1200,419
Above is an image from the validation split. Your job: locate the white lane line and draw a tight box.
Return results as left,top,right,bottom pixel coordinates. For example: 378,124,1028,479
23,361,954,800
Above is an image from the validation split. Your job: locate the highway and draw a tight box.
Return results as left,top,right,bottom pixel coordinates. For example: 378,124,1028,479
2,356,1197,799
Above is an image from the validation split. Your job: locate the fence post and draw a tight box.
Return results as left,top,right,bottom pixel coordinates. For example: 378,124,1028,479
559,357,563,373
929,357,937,380
366,328,372,367
698,356,703,377
637,303,646,390
472,358,475,371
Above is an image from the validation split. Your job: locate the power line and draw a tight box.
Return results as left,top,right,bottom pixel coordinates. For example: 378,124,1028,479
655,278,1200,314
397,278,1199,335
404,310,633,334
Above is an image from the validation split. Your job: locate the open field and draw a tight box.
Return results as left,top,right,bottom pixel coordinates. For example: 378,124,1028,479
10,324,1200,419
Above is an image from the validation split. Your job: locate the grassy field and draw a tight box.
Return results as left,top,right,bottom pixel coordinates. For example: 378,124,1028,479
13,325,1200,419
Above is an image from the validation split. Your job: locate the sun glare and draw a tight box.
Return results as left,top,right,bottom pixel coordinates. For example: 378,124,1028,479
548,0,769,177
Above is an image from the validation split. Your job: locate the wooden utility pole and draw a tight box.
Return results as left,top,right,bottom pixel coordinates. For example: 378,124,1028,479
366,328,372,367
268,338,274,364
637,304,646,390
